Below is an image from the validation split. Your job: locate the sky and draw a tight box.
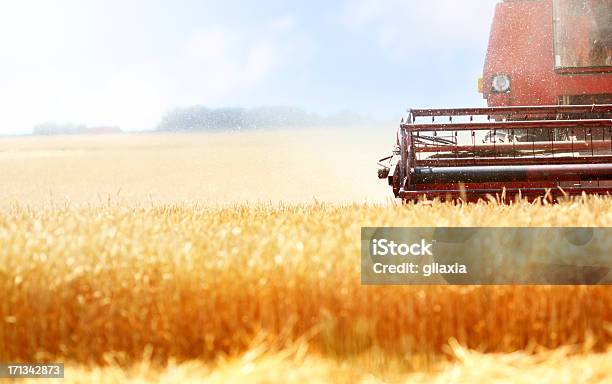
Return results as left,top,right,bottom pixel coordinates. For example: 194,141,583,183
0,0,499,134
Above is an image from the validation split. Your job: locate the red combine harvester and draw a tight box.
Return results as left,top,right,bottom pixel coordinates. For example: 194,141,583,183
378,0,612,202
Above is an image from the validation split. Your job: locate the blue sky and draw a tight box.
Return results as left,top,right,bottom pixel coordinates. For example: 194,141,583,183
0,0,498,134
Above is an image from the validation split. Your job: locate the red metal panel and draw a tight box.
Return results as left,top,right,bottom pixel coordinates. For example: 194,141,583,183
482,0,612,107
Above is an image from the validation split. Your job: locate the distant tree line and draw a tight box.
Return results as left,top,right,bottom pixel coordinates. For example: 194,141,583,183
33,122,87,135
156,106,321,131
156,106,366,132
32,106,371,135
33,123,121,135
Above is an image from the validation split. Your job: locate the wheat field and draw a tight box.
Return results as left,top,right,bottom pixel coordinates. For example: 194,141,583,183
1,130,611,383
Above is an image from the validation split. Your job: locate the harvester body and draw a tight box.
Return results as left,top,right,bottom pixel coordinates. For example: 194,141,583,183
380,0,612,202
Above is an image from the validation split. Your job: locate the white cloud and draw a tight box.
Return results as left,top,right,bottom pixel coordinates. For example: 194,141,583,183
75,64,174,130
269,15,298,33
342,0,498,60
181,27,284,97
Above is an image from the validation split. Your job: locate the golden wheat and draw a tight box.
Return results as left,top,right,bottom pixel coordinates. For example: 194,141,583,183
1,198,611,368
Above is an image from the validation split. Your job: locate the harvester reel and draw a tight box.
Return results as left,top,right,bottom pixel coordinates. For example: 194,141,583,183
379,105,612,203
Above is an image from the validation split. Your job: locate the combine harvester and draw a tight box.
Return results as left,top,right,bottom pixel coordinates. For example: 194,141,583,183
378,0,612,202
